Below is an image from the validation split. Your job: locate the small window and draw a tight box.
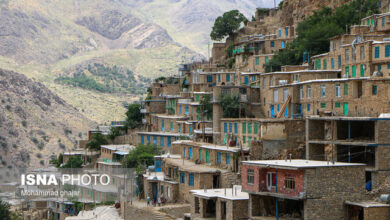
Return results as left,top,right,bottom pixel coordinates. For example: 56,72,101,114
307,85,311,98
242,122,246,133
270,41,275,47
284,176,295,190
321,102,326,108
372,85,378,95
247,169,255,184
180,173,185,184
345,49,350,61
189,173,194,186
360,46,365,60
375,46,380,58
335,84,341,97
335,102,341,108
307,104,311,112
344,84,349,95
321,84,326,97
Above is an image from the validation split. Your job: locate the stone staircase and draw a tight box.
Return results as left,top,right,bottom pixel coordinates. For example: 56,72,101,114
220,170,241,187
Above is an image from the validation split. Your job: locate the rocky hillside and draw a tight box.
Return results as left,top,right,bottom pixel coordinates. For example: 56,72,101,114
0,69,97,168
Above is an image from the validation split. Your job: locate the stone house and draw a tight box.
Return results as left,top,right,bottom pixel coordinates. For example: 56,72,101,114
241,160,366,220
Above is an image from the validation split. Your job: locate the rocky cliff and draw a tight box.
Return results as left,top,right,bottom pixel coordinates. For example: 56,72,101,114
0,69,96,168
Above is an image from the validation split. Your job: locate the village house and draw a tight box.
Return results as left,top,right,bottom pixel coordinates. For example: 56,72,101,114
241,160,367,220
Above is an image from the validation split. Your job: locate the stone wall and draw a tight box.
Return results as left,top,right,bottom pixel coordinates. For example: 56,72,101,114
303,166,366,220
364,206,390,220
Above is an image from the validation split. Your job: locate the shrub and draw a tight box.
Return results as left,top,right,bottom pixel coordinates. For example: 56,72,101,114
22,121,27,127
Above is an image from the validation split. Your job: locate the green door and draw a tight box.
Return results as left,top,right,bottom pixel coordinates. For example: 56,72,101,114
352,65,356,77
344,102,349,116
199,149,202,162
206,150,210,163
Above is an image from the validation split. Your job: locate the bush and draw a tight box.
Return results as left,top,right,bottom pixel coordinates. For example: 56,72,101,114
31,137,39,144
124,104,142,129
5,105,11,111
36,153,42,158
86,133,108,151
219,94,243,118
61,155,83,168
59,143,66,149
22,121,27,127
122,144,161,169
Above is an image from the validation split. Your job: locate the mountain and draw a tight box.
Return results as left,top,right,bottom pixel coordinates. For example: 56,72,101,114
0,69,97,168
0,0,277,125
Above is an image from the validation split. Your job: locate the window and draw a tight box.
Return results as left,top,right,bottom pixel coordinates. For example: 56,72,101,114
321,84,326,97
180,173,185,184
254,123,259,134
226,153,230,164
386,45,390,57
167,137,171,147
243,136,246,143
315,59,321,69
284,176,295,190
263,77,266,89
283,88,288,101
162,120,165,131
273,90,278,102
323,59,327,69
378,65,382,71
361,64,365,77
247,169,254,184
372,85,378,95
185,106,189,115
189,147,193,159
141,135,144,144
179,105,182,114
360,46,365,60
184,147,186,158
345,66,350,76
226,74,230,82
321,102,326,108
242,122,246,133
178,124,181,133
199,149,202,161
224,123,227,133
248,123,252,134
153,136,157,145
270,76,274,86
383,17,385,27
207,75,213,83
160,137,164,146
375,46,380,58
189,173,194,186
217,152,221,164
229,123,232,133
170,121,173,131
307,85,311,98
234,123,238,134
299,87,304,99
256,57,260,65
252,75,256,82
344,84,349,95
335,102,341,108
345,49,350,61
336,84,341,97
285,27,288,37
270,41,274,47
331,58,335,69
147,136,150,143
265,57,269,63
307,103,311,112
281,41,285,48
338,55,342,68
278,29,281,37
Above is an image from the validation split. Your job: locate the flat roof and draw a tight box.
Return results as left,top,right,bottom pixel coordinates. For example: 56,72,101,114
190,185,249,200
101,144,135,152
307,115,390,121
154,114,190,119
345,201,390,208
242,160,365,169
137,131,189,137
165,158,222,173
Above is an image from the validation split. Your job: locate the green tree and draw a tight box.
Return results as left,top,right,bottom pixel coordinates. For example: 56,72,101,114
50,153,64,168
0,200,11,220
264,0,379,71
219,94,242,118
108,127,123,140
125,104,142,129
199,94,213,120
86,133,108,151
122,144,160,169
61,155,83,168
210,10,248,41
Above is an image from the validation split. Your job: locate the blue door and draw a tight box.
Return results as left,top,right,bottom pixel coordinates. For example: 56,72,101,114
284,106,288,118
244,76,249,85
217,152,221,164
189,147,193,159
271,105,275,118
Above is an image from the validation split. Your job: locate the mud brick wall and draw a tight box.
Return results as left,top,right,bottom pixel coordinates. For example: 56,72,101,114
304,166,366,220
